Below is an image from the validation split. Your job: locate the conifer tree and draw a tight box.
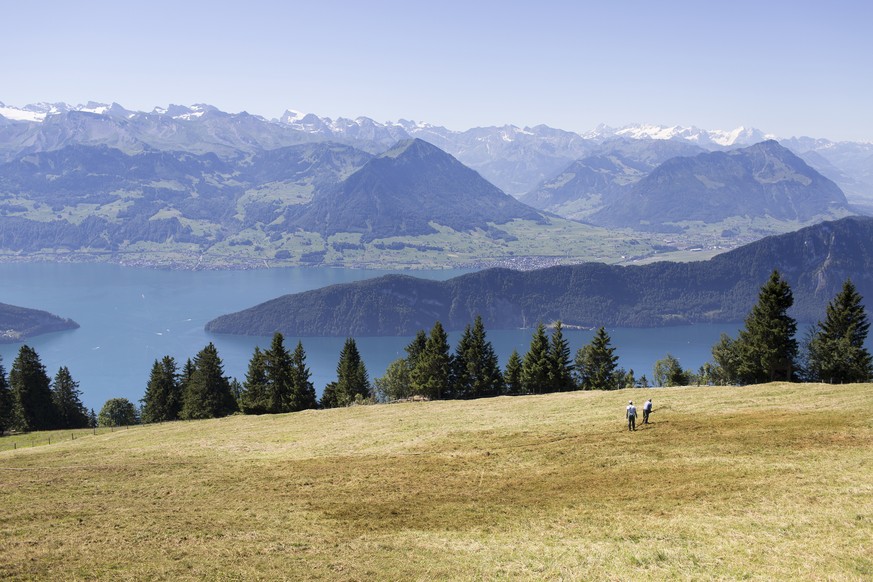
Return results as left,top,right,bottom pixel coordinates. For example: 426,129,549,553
806,279,873,383
504,349,523,395
325,338,370,407
405,330,428,368
264,333,294,413
291,340,318,412
140,356,182,423
180,343,237,419
521,323,551,394
51,366,89,429
713,271,797,384
450,323,474,399
240,346,269,414
9,345,55,431
180,358,196,394
548,321,574,391
574,327,619,390
452,315,503,399
411,321,452,399
229,378,243,404
320,382,339,408
0,356,11,434
289,341,317,411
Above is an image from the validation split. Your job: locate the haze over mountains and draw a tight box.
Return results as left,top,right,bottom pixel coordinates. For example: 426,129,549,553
0,101,870,269
2,101,871,199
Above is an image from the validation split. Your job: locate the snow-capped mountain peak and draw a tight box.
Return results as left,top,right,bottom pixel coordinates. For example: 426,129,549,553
279,109,306,124
0,102,72,122
595,123,776,147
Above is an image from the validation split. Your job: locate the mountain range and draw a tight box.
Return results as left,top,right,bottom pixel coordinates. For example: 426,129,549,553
205,216,873,337
0,101,870,268
2,101,871,201
587,141,851,229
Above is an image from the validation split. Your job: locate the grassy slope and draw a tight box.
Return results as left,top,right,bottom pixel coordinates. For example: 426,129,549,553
1,382,871,580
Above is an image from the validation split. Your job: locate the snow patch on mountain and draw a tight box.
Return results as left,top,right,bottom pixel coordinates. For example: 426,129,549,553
588,123,777,147
0,103,45,122
78,102,110,115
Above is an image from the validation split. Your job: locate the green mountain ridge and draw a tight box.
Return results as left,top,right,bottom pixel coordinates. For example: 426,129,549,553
205,216,873,336
0,302,79,342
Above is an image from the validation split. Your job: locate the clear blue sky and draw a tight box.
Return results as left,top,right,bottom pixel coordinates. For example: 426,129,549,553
3,0,872,141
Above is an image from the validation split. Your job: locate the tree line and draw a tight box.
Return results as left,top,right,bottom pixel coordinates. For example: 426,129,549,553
1,272,870,432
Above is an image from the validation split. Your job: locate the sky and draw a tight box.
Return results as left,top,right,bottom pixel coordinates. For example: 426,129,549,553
2,0,872,141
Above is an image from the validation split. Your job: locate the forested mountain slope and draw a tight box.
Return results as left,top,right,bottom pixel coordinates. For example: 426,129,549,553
206,216,873,336
0,302,78,342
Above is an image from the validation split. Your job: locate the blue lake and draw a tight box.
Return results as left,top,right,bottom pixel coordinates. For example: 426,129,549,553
1,263,743,411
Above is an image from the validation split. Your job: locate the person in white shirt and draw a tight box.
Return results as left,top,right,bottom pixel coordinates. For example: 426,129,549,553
643,399,653,424
626,400,637,431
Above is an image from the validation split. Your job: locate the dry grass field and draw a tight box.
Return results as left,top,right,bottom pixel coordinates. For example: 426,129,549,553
1,382,871,580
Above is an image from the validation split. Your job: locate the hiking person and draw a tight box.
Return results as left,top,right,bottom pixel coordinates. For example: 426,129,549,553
643,398,653,424
626,400,637,431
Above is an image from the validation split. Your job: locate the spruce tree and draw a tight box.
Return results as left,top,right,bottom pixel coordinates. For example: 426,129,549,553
574,327,619,390
140,356,182,423
327,338,370,407
51,366,89,429
548,321,574,391
451,323,474,399
711,333,740,385
289,341,317,411
713,271,797,384
320,382,339,408
180,358,196,395
806,279,873,383
411,321,452,400
180,343,237,419
521,323,551,394
405,330,428,368
0,357,12,434
0,356,11,434
240,346,270,414
264,333,294,413
504,349,523,395
9,345,55,431
470,315,503,397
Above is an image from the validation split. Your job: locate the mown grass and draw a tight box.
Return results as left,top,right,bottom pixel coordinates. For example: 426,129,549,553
1,382,871,580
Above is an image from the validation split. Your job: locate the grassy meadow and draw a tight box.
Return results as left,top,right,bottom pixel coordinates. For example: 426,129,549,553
1,382,871,580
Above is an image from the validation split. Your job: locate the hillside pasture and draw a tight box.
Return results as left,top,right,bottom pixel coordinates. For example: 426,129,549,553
1,382,871,580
